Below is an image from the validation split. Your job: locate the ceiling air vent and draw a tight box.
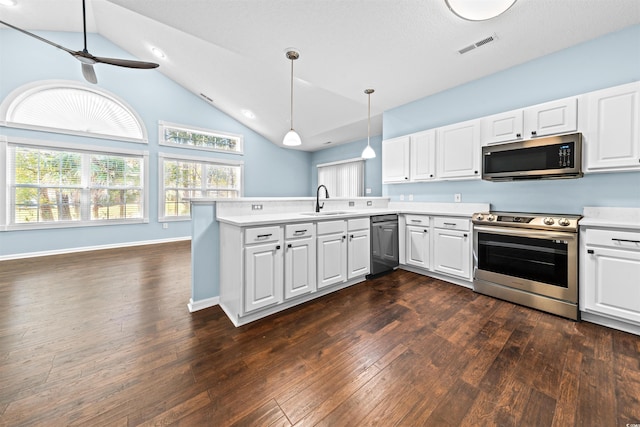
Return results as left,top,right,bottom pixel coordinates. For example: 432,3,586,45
458,33,498,55
199,93,214,103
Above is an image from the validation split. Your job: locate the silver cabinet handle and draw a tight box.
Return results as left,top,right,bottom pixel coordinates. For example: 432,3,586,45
444,222,456,226
411,219,422,223
293,229,307,235
256,233,272,239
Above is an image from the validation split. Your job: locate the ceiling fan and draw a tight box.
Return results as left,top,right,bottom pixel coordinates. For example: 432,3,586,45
0,0,159,84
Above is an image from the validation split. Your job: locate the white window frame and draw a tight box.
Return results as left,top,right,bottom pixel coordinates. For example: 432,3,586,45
0,80,148,144
317,157,365,198
3,136,149,231
159,121,244,155
158,152,244,222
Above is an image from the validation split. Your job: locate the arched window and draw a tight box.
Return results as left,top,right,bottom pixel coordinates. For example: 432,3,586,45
0,80,147,143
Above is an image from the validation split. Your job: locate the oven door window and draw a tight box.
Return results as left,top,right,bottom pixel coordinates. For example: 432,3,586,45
477,232,568,287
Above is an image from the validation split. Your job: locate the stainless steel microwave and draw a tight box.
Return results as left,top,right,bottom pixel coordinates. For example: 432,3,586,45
482,133,583,181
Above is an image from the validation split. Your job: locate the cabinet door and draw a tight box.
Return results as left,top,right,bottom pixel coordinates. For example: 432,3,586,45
317,233,347,288
244,242,283,313
382,136,411,183
436,119,481,180
348,229,370,279
433,229,471,280
284,237,316,300
481,109,524,145
584,247,640,323
410,130,436,181
584,82,640,172
524,97,578,138
406,225,430,269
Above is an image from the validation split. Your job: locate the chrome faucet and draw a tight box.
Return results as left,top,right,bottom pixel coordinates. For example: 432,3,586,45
316,185,329,212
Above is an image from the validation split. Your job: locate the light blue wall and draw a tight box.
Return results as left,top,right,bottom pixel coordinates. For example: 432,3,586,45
310,135,383,196
383,24,640,213
0,30,311,257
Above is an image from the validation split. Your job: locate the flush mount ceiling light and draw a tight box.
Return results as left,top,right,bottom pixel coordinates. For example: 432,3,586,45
446,0,517,21
151,47,166,59
0,0,17,6
361,89,376,159
282,49,302,147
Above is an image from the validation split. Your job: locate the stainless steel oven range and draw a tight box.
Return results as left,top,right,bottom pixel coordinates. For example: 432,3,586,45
472,212,582,320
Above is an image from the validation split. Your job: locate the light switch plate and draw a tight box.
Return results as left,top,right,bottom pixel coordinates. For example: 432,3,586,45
454,194,461,203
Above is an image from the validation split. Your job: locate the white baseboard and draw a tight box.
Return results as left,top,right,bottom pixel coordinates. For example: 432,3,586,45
188,296,219,313
0,236,191,261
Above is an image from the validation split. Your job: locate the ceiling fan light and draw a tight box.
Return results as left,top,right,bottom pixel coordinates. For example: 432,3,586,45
446,0,517,21
361,144,376,159
283,129,302,146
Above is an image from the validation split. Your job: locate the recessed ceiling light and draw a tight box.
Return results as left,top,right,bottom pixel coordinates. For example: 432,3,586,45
0,0,18,6
151,47,166,59
241,109,256,119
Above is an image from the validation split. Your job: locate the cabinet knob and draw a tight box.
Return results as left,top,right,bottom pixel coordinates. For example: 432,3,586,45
474,170,478,174
531,130,537,136
587,249,594,254
464,233,468,238
287,243,292,248
405,177,409,180
276,245,281,250
516,133,521,138
430,174,433,178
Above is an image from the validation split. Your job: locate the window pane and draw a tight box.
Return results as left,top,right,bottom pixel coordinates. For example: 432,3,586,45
163,125,241,153
206,165,240,190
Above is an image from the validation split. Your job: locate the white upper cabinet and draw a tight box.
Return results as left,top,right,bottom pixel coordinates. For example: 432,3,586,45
524,97,578,138
410,129,436,181
581,81,640,173
382,135,411,183
436,119,481,180
481,109,524,145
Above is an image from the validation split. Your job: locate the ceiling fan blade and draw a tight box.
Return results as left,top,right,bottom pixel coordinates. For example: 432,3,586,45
81,63,98,84
0,19,75,55
93,56,159,69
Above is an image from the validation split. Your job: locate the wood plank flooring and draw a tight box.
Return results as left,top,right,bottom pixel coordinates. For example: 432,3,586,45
1,241,639,426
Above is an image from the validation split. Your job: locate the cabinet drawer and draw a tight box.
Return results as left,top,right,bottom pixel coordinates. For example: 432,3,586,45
433,217,470,231
245,226,281,244
317,220,347,235
585,228,640,250
285,222,314,239
405,215,430,226
348,217,370,231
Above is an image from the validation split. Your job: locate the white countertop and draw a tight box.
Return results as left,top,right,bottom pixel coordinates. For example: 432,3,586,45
580,207,640,230
216,202,490,227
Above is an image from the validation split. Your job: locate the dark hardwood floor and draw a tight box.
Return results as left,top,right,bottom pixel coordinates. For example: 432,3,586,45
1,241,639,426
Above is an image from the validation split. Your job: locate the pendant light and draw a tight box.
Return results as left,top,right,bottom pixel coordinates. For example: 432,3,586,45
283,50,302,146
361,89,376,159
445,0,517,21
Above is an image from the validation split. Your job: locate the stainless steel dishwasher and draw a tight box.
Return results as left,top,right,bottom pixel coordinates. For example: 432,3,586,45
369,214,399,277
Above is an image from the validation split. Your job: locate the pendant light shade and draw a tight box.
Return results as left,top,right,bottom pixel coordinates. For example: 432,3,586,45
445,0,517,21
361,89,376,159
283,50,302,146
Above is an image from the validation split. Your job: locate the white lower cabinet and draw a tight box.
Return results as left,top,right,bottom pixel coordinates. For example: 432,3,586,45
243,226,284,313
284,223,316,300
432,217,471,280
405,215,430,269
582,228,640,326
348,218,371,279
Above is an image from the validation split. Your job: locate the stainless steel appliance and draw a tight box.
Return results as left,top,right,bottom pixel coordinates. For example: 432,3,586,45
472,211,582,320
482,133,583,181
369,214,399,277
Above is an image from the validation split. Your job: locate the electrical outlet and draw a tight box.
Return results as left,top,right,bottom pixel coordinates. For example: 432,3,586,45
409,194,414,201
454,193,461,203
349,201,355,207
366,188,372,194
400,194,405,201
251,204,263,210
367,200,372,206
162,223,169,229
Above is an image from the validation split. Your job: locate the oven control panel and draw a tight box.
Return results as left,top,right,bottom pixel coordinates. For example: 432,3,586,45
472,211,581,231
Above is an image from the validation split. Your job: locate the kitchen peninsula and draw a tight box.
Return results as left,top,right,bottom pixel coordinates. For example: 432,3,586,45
190,197,489,326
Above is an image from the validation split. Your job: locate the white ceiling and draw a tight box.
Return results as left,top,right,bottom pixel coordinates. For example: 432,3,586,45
1,0,639,151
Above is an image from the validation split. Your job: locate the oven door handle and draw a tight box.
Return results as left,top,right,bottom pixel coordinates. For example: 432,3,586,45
473,225,576,241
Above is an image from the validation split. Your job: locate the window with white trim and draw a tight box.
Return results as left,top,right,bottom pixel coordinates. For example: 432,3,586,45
159,154,242,220
159,121,243,154
7,139,148,228
317,158,364,197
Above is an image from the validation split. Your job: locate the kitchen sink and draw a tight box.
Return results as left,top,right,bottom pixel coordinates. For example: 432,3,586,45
299,211,351,216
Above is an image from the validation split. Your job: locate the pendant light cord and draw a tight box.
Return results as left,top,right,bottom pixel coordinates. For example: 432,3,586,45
367,91,371,147
290,57,294,131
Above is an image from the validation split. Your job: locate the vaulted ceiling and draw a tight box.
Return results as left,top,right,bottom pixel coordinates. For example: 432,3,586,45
2,0,639,151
